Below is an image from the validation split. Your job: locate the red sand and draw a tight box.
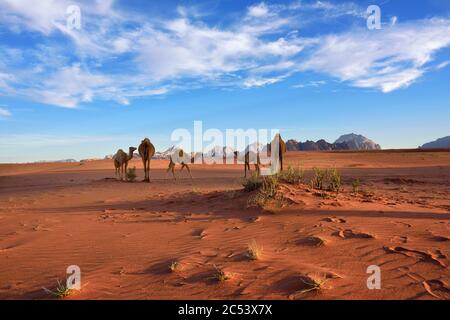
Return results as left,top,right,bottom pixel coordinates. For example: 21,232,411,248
0,150,449,300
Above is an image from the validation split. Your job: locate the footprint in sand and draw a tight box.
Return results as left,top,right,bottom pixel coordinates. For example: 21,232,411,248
383,246,447,268
192,228,208,239
297,236,328,247
430,235,449,242
334,229,374,239
323,217,346,223
422,279,450,299
390,235,408,243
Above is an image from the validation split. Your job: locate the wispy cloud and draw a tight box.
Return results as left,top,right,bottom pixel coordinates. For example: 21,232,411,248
300,18,450,92
293,80,327,88
0,106,11,119
436,60,450,70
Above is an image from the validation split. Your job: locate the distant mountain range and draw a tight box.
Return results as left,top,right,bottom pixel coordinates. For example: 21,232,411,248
286,133,381,151
419,136,450,149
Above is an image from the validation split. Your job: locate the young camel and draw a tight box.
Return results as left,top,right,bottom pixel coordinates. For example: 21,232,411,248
234,150,260,178
138,138,155,182
237,134,286,178
167,149,192,180
113,146,137,181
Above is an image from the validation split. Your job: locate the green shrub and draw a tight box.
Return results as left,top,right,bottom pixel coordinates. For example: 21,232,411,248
246,175,280,208
352,178,360,194
327,168,341,193
126,166,137,182
243,172,262,192
311,168,326,190
260,175,279,198
279,165,304,184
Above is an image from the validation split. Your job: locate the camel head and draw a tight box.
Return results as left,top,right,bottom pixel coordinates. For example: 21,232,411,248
128,147,137,158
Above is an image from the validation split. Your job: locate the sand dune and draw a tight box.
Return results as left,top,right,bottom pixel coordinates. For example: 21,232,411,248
0,151,449,300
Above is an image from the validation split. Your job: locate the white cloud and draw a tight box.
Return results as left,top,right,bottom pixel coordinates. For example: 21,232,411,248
293,80,326,88
300,19,450,92
135,18,304,81
243,77,282,88
0,107,12,118
248,2,269,18
436,61,450,70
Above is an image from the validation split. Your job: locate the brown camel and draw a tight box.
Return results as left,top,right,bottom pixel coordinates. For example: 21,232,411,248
237,134,286,178
274,133,287,172
138,138,155,182
113,146,136,181
167,149,192,180
235,150,260,178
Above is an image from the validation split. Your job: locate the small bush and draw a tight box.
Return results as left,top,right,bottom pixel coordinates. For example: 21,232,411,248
311,168,327,190
352,178,360,194
327,168,341,193
279,165,304,184
243,173,262,192
126,166,137,182
43,280,73,298
246,240,263,260
212,265,232,282
299,275,328,294
246,175,280,209
260,175,279,198
311,168,342,194
246,193,266,208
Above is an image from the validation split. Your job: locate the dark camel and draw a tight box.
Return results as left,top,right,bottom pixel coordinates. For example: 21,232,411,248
138,138,155,182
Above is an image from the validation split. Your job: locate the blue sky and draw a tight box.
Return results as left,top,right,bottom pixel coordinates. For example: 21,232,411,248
0,0,449,162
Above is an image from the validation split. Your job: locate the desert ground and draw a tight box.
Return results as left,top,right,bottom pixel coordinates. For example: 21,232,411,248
0,150,449,300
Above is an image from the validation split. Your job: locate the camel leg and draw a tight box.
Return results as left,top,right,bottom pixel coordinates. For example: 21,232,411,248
280,153,283,172
167,161,176,180
245,162,251,178
149,160,152,181
244,162,247,178
125,162,128,181
171,164,177,180
142,159,147,182
255,164,260,177
182,163,193,179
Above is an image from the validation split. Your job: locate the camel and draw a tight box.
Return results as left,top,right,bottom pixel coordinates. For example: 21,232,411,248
237,134,286,178
167,149,192,180
274,133,287,172
138,138,156,182
114,158,120,179
113,146,136,181
235,150,260,178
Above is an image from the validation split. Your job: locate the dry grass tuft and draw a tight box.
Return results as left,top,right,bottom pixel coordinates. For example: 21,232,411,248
169,261,183,273
242,173,262,192
43,280,73,298
307,236,327,247
279,165,304,184
298,274,328,294
212,265,232,282
246,240,263,260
